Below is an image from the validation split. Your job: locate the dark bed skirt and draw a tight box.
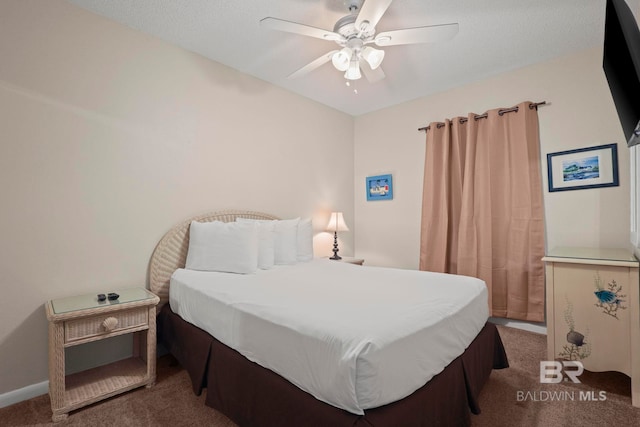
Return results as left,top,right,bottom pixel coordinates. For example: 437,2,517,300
158,304,508,427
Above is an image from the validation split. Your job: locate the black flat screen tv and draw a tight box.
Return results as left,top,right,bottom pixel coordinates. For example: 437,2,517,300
603,0,640,147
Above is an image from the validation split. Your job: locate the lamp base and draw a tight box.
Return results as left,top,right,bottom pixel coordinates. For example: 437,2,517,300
330,231,342,260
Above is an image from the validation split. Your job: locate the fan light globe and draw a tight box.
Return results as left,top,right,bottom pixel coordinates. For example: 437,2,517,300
332,48,352,72
361,46,385,70
344,58,362,80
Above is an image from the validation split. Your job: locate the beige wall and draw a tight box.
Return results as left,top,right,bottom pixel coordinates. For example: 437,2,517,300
0,0,354,395
354,46,631,269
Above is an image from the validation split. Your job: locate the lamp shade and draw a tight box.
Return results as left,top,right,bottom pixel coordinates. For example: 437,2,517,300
344,58,362,80
332,48,352,72
361,46,385,70
326,212,349,232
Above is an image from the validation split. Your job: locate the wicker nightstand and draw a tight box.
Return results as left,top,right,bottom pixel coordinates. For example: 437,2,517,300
45,288,159,422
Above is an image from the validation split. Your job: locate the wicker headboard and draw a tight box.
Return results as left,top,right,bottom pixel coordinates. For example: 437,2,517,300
148,209,280,309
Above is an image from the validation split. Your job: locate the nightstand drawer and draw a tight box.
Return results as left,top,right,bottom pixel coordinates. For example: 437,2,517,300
64,308,148,344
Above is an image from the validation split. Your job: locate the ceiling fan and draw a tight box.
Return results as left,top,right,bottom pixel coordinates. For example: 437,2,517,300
260,0,459,83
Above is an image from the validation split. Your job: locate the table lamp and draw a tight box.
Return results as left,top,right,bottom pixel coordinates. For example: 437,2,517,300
326,212,349,260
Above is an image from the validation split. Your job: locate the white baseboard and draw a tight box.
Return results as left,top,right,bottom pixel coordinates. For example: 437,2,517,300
0,381,48,409
489,317,547,335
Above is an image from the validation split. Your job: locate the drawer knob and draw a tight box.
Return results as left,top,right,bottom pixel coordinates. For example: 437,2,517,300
102,317,118,331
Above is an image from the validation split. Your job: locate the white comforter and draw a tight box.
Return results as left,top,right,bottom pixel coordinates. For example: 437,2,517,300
169,258,488,415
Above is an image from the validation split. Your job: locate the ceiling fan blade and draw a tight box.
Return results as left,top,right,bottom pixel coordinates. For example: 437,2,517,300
361,61,385,83
355,0,394,31
287,50,339,79
260,17,345,42
374,23,459,46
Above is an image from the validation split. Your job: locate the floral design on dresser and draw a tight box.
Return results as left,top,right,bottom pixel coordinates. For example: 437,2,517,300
559,298,591,361
593,272,626,319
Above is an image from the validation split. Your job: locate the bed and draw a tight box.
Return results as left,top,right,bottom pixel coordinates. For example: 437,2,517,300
150,210,508,427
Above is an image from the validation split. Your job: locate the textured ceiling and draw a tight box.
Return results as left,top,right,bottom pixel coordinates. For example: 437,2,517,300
66,0,611,116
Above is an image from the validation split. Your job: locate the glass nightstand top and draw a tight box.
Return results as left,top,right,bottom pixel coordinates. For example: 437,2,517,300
545,247,637,263
50,288,155,314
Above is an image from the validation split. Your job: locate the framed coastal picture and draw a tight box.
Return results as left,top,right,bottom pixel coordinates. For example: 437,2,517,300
547,143,619,192
366,174,393,201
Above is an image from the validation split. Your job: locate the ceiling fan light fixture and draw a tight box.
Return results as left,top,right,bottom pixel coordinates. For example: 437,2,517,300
261,0,460,83
361,46,385,69
332,47,352,71
344,58,362,80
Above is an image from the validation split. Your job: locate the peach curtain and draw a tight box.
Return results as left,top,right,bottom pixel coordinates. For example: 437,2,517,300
419,101,545,322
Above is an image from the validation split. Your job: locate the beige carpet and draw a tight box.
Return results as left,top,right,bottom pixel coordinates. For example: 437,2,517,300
0,356,236,427
2,325,640,426
472,325,640,427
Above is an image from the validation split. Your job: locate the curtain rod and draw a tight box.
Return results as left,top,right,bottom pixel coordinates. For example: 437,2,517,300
417,101,547,133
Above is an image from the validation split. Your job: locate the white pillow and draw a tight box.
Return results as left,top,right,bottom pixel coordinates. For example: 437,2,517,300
236,218,275,269
185,220,259,274
237,217,299,265
297,218,313,262
273,218,299,264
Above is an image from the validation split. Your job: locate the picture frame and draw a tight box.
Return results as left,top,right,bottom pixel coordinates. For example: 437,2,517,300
366,174,393,201
547,143,619,192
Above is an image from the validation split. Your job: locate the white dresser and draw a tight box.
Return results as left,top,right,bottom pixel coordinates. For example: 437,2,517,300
543,247,640,407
